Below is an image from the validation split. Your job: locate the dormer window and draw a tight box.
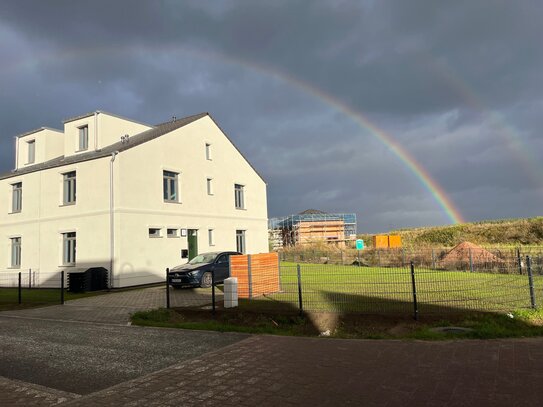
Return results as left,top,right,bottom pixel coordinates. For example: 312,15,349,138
78,125,88,151
27,140,35,164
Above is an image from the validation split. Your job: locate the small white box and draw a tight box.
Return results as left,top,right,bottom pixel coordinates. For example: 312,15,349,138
224,277,238,308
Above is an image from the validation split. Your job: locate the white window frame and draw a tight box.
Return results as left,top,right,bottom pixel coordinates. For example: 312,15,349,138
208,229,215,246
62,232,76,266
163,170,179,203
27,140,35,164
11,182,22,213
62,171,76,205
78,125,89,151
234,184,245,209
149,228,162,238
205,143,212,160
236,230,246,254
206,178,213,195
10,237,21,268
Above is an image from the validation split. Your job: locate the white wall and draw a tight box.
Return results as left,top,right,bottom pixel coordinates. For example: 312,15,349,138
1,114,268,288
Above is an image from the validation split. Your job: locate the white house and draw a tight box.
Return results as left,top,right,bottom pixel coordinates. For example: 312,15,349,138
0,111,268,287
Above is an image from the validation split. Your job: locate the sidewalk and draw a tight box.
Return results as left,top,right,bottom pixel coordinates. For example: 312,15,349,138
59,334,543,406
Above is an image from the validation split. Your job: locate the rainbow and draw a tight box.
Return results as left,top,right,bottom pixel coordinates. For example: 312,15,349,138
3,45,465,223
425,57,543,193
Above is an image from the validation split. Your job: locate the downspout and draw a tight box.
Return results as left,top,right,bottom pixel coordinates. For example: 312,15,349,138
94,111,99,151
109,151,119,289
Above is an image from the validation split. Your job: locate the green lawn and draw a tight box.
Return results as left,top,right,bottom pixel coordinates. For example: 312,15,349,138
0,288,106,311
240,262,541,315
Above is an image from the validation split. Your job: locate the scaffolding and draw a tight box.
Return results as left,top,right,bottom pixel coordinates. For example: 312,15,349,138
269,212,357,249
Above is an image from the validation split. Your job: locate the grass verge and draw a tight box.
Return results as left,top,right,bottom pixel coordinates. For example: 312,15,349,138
131,307,543,340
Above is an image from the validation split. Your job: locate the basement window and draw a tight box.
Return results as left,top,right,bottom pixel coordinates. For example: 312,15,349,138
167,228,179,238
149,228,162,238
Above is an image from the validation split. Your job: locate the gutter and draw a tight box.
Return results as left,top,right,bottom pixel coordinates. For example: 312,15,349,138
109,151,119,289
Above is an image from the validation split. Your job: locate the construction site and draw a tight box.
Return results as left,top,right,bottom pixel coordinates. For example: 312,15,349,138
268,210,357,250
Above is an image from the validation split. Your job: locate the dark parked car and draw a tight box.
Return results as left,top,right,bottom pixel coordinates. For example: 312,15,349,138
168,251,241,289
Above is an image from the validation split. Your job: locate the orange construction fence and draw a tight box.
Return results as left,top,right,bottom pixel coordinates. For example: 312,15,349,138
230,252,280,298
372,235,402,249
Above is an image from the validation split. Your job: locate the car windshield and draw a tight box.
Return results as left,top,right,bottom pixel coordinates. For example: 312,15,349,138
188,253,218,265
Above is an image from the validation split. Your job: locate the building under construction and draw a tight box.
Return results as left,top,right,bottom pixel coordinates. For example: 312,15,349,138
268,210,357,250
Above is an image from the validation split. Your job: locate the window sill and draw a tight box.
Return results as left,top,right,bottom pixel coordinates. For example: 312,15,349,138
235,208,247,211
75,149,88,153
149,236,163,239
8,211,21,215
7,266,21,270
61,264,76,268
164,200,182,204
59,203,76,207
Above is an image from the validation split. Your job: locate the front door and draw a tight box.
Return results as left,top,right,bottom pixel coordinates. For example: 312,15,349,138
187,229,198,261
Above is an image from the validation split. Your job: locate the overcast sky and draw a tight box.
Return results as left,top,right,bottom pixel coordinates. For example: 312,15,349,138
0,0,541,232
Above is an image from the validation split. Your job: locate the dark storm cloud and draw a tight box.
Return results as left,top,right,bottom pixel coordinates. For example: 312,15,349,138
0,0,541,231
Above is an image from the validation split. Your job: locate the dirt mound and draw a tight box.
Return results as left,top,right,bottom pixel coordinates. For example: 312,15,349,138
442,241,503,265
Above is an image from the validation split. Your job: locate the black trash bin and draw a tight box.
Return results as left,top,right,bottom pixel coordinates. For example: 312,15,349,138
68,268,108,292
68,272,86,293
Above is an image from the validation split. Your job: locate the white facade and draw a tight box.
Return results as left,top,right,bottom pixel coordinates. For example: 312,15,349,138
0,111,268,287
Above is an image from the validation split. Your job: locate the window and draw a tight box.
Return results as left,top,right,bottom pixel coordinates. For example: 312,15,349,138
163,171,179,202
236,230,246,254
207,178,213,195
216,254,228,264
149,228,162,238
27,140,35,164
78,125,88,151
208,229,214,246
205,143,212,160
10,237,21,268
11,182,22,213
63,171,76,205
62,232,76,266
234,184,245,209
167,228,179,238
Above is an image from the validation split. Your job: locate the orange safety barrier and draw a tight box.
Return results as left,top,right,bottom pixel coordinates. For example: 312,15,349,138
230,252,280,298
388,235,402,248
373,235,389,249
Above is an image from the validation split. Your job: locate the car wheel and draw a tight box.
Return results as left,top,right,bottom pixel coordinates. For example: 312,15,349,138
200,272,212,288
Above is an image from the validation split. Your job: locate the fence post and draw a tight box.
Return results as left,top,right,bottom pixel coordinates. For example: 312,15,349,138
469,248,474,273
211,268,216,316
60,271,65,305
517,248,523,275
527,256,536,309
247,254,253,299
431,249,435,269
410,261,418,321
29,268,32,289
18,272,22,305
378,249,381,267
277,254,282,291
402,248,405,267
297,264,303,316
165,268,170,309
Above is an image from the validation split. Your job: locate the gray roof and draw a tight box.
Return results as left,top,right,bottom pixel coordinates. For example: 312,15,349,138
0,112,266,183
62,110,151,127
16,126,63,138
0,113,207,180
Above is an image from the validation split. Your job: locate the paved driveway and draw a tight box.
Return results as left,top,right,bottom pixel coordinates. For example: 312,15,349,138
1,286,219,324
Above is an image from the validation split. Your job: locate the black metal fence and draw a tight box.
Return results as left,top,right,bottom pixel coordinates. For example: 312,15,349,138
0,270,65,308
238,255,541,317
280,246,543,274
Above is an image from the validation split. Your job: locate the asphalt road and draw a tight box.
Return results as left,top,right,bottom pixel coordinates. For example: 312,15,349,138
0,315,246,395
